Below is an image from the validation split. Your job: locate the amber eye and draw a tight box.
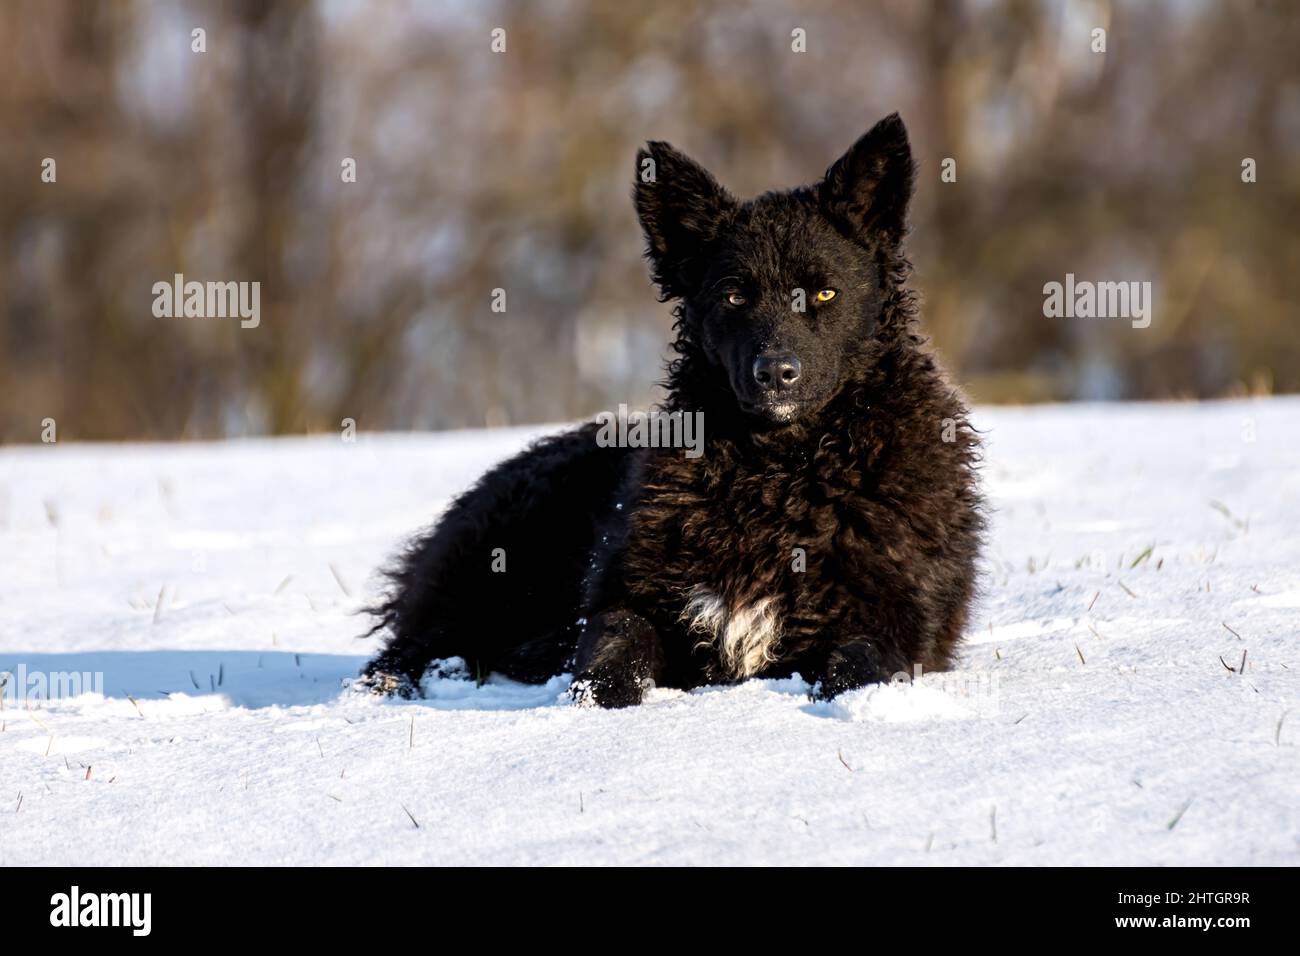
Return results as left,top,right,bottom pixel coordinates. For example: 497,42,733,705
725,291,747,307
815,288,837,303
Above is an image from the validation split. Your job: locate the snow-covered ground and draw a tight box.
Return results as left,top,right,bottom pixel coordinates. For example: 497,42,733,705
1,400,1296,865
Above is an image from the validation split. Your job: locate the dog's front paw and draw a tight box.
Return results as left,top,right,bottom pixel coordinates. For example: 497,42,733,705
813,640,887,701
568,669,652,709
570,609,663,708
570,670,652,708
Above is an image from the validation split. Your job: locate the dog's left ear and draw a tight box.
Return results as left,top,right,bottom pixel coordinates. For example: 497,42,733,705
818,112,915,247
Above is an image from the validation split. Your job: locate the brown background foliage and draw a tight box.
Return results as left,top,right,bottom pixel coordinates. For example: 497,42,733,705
1,0,1297,442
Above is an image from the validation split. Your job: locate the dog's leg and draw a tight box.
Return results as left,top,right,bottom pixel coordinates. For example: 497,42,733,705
570,609,664,709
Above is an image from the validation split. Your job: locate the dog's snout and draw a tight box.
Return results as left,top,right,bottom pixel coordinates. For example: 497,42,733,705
752,351,802,390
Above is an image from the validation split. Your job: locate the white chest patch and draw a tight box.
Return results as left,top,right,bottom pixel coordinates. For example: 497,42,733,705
681,586,782,679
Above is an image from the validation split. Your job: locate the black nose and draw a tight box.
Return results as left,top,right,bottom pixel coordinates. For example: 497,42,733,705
752,351,802,390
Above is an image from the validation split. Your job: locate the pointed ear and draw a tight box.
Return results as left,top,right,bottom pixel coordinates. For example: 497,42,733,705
634,141,737,299
817,113,915,247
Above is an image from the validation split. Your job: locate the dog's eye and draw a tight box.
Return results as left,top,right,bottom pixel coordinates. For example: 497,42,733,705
724,291,747,307
815,288,837,303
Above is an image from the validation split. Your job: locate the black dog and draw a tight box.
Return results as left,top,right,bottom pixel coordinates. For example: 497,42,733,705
363,113,983,707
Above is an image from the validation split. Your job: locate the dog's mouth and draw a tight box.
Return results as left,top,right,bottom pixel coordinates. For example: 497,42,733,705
740,398,805,423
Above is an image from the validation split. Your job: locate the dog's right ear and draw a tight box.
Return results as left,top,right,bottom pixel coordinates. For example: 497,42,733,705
634,142,737,300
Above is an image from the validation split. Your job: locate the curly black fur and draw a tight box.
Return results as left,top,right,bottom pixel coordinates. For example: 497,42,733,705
365,113,984,707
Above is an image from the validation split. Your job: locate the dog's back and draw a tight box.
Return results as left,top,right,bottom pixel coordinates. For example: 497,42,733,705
365,423,631,692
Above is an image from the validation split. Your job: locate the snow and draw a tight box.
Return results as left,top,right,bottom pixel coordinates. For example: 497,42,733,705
1,400,1296,865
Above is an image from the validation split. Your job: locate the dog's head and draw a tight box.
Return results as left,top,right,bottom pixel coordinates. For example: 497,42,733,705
634,114,915,425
